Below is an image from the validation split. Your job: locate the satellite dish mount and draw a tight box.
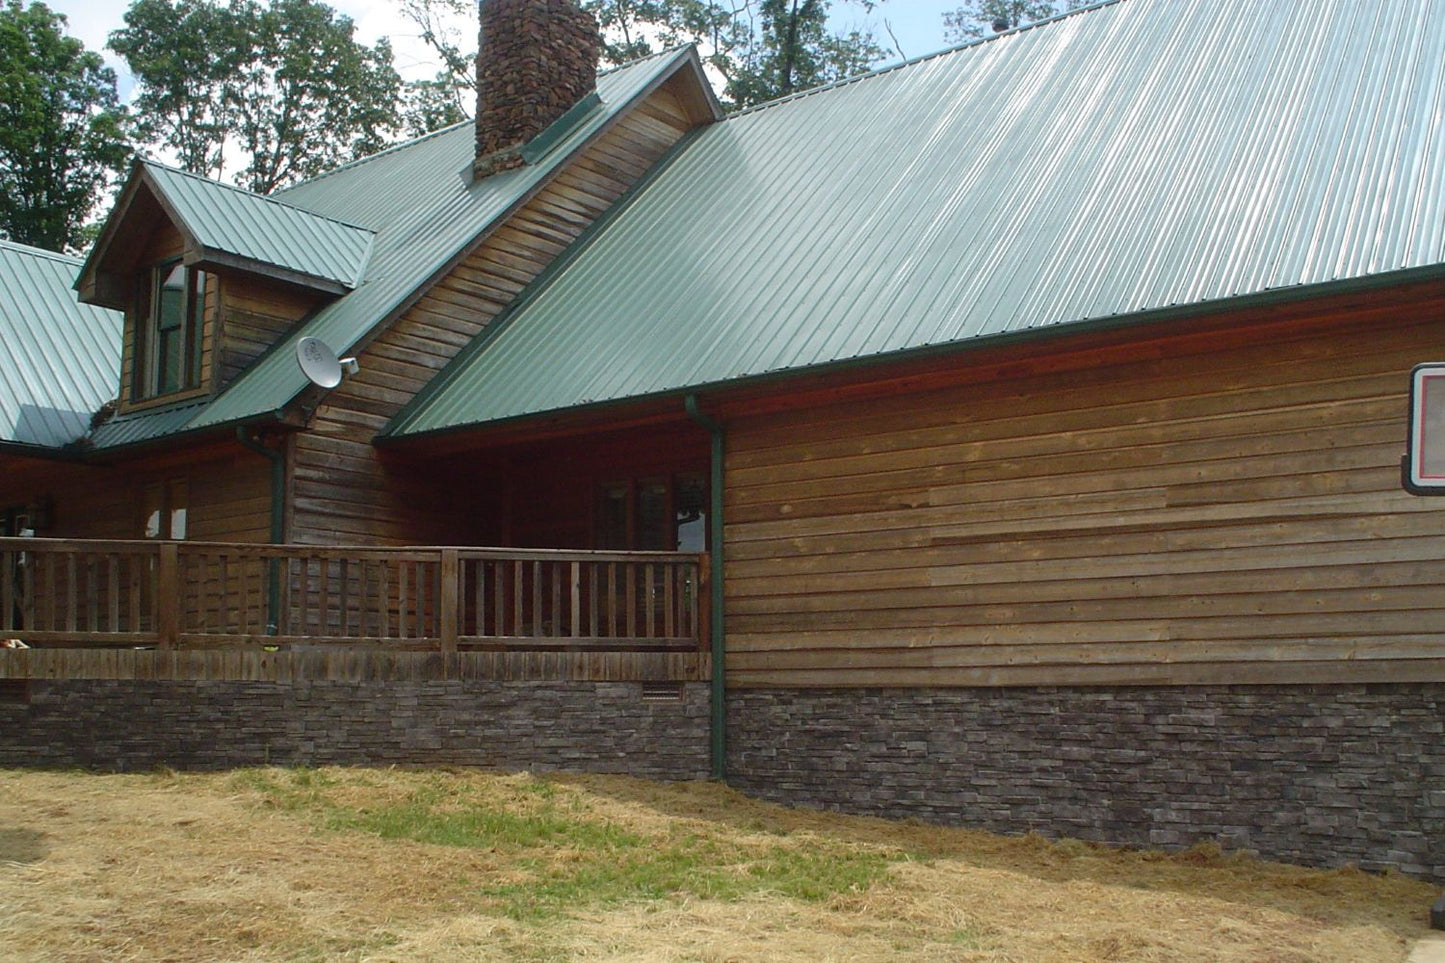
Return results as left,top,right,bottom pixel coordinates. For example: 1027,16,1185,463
296,337,359,390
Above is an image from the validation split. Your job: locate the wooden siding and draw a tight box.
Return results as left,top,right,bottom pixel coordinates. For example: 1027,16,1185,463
723,293,1445,687
289,81,700,546
0,445,270,543
214,279,318,390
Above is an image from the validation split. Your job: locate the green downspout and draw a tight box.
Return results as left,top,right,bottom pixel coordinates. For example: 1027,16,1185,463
684,394,726,781
236,427,284,635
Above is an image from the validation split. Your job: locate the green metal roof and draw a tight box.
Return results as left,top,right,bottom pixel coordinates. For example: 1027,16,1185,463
139,162,376,290
387,0,1445,440
84,46,704,451
0,240,121,451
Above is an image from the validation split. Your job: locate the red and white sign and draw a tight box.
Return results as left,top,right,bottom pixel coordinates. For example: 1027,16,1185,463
1405,363,1445,495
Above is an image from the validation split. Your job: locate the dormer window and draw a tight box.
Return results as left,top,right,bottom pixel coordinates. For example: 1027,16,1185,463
135,260,206,399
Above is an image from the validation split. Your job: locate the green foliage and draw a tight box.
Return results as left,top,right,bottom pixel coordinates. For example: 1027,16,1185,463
0,0,129,252
110,0,403,194
942,0,1089,43
401,72,468,137
237,767,903,923
397,0,894,113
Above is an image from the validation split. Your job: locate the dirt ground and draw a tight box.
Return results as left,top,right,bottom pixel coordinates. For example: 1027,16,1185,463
0,766,1435,962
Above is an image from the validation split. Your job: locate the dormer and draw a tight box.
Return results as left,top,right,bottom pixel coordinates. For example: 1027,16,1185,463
75,161,374,412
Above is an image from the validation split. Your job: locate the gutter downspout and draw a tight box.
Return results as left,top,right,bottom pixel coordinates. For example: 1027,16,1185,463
236,426,284,635
684,394,726,781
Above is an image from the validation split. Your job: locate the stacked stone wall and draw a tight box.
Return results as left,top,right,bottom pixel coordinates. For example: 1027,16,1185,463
727,684,1445,880
0,680,709,779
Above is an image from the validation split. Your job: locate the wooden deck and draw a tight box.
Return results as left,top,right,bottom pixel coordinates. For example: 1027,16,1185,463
0,538,708,681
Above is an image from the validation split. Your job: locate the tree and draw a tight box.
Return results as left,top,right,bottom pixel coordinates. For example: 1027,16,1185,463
720,0,887,107
942,0,1087,43
0,1,129,252
397,0,892,113
111,0,403,194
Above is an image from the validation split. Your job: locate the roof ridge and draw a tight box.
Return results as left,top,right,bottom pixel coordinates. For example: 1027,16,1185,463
277,45,695,194
727,0,1128,120
140,159,375,234
0,237,80,264
276,120,473,193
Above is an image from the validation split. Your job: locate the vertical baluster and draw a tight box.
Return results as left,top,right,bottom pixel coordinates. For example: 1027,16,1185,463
45,552,57,632
606,563,617,638
588,562,598,640
513,560,524,638
549,562,561,638
493,561,505,636
625,564,636,639
570,562,581,639
218,554,230,635
107,555,120,633
644,563,655,638
532,561,543,637
318,557,331,639
128,554,141,632
65,552,77,632
85,556,98,631
378,559,390,639
297,556,311,636
664,562,675,639
339,557,351,638
479,555,491,636
24,552,37,632
399,561,411,640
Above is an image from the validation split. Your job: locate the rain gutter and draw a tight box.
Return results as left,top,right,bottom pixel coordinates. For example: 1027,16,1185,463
684,393,726,782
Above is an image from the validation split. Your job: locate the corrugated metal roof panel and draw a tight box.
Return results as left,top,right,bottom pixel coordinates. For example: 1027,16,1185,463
389,0,1445,438
142,162,375,289
0,240,121,449
156,47,696,443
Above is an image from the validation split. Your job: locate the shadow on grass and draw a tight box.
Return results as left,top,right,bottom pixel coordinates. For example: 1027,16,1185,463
0,826,48,865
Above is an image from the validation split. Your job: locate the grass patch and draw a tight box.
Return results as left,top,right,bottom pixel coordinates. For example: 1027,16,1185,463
231,767,902,921
3,766,1435,963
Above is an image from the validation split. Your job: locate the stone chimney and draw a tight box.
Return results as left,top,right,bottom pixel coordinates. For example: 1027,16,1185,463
474,0,602,178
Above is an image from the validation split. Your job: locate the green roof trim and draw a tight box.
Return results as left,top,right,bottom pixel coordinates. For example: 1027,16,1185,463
384,0,1445,440
0,240,121,450
522,92,603,165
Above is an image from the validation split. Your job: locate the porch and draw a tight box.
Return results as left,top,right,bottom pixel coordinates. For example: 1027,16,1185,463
0,537,710,682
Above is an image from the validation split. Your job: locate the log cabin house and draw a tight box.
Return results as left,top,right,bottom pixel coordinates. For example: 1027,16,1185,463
2,0,1444,878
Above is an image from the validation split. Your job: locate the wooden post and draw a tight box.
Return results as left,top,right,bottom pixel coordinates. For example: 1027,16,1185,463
157,542,179,650
439,549,459,655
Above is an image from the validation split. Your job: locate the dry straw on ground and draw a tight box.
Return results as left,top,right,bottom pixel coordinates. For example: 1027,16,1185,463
0,766,1434,962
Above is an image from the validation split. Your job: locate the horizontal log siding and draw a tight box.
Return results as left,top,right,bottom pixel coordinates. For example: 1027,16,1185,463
289,84,696,546
215,279,318,390
724,298,1445,687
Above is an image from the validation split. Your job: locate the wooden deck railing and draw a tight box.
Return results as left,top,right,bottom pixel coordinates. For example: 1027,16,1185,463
0,538,707,653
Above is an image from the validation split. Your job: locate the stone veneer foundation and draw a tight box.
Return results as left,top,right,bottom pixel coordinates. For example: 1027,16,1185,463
726,684,1445,881
5,678,1442,880
0,680,709,779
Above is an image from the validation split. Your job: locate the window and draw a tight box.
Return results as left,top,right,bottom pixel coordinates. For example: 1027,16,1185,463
140,479,188,540
135,260,206,399
597,474,707,551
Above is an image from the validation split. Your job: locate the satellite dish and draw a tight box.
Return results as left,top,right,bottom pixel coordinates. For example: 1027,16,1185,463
296,337,358,389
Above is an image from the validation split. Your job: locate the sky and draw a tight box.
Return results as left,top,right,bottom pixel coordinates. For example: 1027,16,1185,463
45,0,964,103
